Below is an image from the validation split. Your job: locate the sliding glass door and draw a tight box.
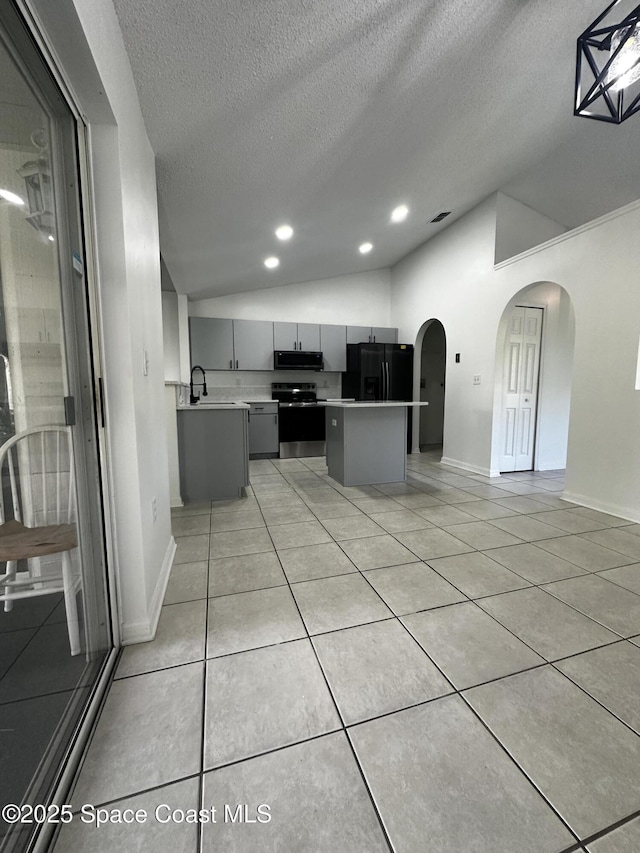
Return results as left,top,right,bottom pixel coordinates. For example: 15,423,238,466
0,5,113,851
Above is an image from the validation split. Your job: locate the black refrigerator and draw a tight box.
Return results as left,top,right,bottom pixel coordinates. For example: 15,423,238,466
342,343,414,448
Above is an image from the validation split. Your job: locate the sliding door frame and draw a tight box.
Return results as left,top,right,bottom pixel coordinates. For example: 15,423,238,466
3,2,121,850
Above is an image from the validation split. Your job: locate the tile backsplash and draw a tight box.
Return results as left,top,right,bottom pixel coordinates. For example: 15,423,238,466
175,370,342,404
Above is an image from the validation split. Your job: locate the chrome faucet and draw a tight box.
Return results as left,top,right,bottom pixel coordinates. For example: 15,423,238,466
190,365,208,405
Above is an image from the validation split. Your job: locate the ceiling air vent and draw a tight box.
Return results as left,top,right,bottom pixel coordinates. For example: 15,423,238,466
430,211,451,223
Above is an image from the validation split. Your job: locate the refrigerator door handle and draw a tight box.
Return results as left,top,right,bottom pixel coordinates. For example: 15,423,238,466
386,361,390,400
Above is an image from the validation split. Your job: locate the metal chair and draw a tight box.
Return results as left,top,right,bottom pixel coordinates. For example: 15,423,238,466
0,426,81,655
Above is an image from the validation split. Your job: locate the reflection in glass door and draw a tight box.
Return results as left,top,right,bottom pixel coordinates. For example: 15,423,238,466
0,7,112,852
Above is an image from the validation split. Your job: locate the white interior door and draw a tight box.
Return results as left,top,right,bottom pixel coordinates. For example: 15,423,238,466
500,306,543,472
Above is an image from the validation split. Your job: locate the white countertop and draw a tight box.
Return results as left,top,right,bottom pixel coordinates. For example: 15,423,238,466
319,401,429,408
177,402,250,410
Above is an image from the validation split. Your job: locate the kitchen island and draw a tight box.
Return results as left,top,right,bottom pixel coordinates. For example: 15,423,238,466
322,401,429,486
177,403,250,501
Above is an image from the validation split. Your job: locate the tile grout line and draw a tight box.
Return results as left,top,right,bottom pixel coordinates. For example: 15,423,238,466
196,515,213,853
244,464,396,853
179,456,640,851
456,689,584,848
257,462,591,844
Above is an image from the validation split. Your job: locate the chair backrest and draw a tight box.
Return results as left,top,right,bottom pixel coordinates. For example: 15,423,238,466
0,426,75,528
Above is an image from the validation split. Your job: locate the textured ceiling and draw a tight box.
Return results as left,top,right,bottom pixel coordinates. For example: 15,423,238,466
112,0,640,298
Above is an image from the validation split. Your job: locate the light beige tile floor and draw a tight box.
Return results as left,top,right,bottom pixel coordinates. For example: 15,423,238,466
59,452,640,852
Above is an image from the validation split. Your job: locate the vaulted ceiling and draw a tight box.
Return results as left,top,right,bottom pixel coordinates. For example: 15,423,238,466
112,0,640,298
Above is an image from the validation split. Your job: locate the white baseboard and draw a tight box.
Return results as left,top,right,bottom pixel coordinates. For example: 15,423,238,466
535,461,566,472
440,456,495,478
120,535,177,646
170,498,184,508
561,491,640,524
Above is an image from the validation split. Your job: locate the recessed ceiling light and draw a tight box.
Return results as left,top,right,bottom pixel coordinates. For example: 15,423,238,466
47,235,55,242
0,188,25,206
264,256,280,269
275,224,293,241
391,204,409,223
359,242,373,254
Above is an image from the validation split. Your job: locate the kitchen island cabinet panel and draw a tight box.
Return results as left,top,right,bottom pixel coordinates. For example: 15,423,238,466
178,407,249,501
325,405,407,486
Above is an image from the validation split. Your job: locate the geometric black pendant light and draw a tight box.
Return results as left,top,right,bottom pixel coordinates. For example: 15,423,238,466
575,1,640,122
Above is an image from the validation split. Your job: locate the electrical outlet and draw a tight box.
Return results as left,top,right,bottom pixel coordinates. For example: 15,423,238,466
151,497,157,524
473,375,481,385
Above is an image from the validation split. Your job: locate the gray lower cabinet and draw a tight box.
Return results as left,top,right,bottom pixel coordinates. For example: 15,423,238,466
248,402,279,458
190,317,234,369
320,324,347,372
177,407,249,501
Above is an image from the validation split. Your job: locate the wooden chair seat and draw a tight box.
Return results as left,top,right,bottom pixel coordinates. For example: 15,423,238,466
0,426,82,655
0,519,77,561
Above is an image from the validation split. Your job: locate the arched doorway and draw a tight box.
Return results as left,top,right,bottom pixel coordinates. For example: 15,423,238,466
492,282,575,474
414,319,446,454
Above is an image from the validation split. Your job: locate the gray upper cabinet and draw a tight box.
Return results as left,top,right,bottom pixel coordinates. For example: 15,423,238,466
346,325,371,344
346,325,397,344
233,319,274,370
189,317,273,370
320,324,347,372
297,323,320,351
273,321,298,351
274,321,320,351
371,326,397,344
189,316,396,371
189,317,234,369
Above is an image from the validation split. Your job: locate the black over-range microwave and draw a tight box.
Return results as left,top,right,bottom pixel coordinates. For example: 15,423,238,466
274,350,324,370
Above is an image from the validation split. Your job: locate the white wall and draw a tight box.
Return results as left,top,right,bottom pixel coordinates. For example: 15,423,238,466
494,192,567,264
162,292,180,382
392,193,640,521
395,196,500,474
33,0,174,642
189,268,392,326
